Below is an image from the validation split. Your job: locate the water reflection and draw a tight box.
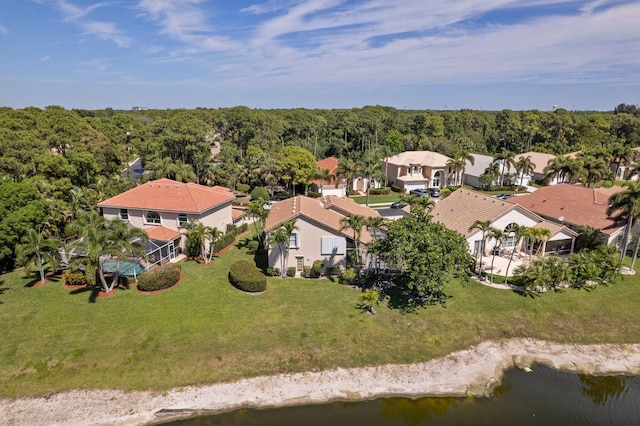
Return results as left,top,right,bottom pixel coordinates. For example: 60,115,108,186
579,374,627,405
161,366,640,426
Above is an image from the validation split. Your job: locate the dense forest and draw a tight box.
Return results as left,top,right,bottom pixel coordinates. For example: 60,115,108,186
1,103,639,272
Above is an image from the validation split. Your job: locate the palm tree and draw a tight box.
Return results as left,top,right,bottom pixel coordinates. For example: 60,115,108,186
66,212,112,291
515,155,536,186
282,219,299,272
544,155,573,183
608,182,640,261
446,157,465,186
529,227,552,258
268,227,289,277
16,228,60,285
204,226,222,263
468,220,493,276
339,213,366,266
482,163,501,188
400,193,436,221
247,198,269,250
180,219,206,259
495,149,515,187
104,219,148,284
487,227,504,283
334,157,362,194
365,216,387,241
454,150,474,187
504,224,529,285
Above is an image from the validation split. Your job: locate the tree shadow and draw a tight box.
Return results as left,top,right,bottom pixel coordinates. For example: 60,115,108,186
253,252,268,273
0,279,7,304
68,285,100,303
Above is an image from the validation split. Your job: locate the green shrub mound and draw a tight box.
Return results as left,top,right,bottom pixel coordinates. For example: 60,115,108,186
250,187,270,201
137,264,182,292
229,260,267,292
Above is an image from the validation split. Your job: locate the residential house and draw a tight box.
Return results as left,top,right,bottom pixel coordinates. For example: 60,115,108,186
264,195,380,275
514,151,558,185
510,183,629,246
431,188,577,258
382,150,452,193
98,178,236,265
463,154,506,189
310,157,347,197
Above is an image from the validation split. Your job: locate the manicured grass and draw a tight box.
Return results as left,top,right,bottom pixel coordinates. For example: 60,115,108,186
1,236,640,398
351,193,401,205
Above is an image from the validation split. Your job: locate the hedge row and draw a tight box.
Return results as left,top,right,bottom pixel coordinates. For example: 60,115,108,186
369,187,391,195
229,260,267,292
137,263,182,292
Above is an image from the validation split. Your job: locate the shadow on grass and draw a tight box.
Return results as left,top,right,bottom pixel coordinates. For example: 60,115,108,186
253,252,268,273
0,279,6,304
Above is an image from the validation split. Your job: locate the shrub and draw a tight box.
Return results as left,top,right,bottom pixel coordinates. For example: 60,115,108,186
237,223,248,233
64,271,89,287
266,267,281,277
286,267,296,277
226,223,237,234
212,232,236,253
340,267,358,285
306,190,321,198
325,266,341,276
247,240,259,252
303,265,311,278
311,260,324,277
370,187,391,195
390,184,403,193
228,260,267,292
250,187,270,201
137,264,181,292
236,183,250,194
347,190,359,196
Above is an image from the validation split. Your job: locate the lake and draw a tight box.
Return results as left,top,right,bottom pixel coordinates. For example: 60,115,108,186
160,365,640,425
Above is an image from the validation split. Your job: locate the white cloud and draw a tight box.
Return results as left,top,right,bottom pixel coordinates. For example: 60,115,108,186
81,21,131,47
39,56,50,62
0,22,8,34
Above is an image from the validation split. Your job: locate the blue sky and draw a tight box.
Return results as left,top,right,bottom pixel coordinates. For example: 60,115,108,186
1,0,638,111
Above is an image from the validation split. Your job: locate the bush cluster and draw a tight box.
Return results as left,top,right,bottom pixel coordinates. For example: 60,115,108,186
250,187,270,201
64,271,89,287
390,184,403,193
236,183,250,194
286,266,296,277
137,263,181,292
369,187,391,195
311,260,324,277
324,266,341,276
306,190,321,198
229,260,267,292
266,267,280,277
303,265,311,277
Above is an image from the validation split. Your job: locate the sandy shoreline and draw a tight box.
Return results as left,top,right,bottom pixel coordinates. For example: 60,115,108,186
2,338,640,425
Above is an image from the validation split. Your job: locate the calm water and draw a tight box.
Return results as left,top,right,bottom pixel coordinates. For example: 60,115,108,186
160,366,640,426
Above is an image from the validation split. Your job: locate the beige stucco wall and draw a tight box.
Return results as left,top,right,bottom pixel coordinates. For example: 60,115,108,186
466,209,541,254
268,217,352,275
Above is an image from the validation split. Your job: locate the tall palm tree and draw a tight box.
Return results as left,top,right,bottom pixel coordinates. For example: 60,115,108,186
544,155,573,184
104,219,148,284
504,224,529,285
204,226,222,263
515,155,536,186
16,228,60,285
495,149,515,187
401,193,436,221
483,163,501,187
446,157,465,186
468,220,493,276
339,213,366,266
268,227,289,277
487,227,504,283
365,216,387,241
607,182,640,261
527,227,552,259
334,157,362,194
247,198,269,250
282,219,299,272
454,150,474,187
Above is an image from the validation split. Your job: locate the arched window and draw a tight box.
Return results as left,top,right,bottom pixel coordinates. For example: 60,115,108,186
432,171,442,188
502,223,519,248
145,211,161,224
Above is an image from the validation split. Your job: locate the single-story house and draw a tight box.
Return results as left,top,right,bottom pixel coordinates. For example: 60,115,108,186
98,178,236,265
463,154,506,189
514,151,558,185
310,157,348,197
382,150,452,193
510,183,629,246
264,195,380,276
431,188,577,257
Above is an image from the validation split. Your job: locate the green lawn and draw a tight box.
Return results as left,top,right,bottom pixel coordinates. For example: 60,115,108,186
1,235,640,398
351,192,401,205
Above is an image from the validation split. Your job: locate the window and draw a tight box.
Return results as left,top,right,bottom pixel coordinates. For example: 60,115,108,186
412,165,421,175
432,171,441,188
119,209,129,221
289,232,300,249
177,213,188,227
321,237,346,255
145,211,161,224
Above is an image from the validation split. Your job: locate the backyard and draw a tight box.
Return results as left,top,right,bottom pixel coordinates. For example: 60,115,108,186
1,233,640,399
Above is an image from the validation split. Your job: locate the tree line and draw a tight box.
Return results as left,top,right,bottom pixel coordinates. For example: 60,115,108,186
1,103,639,272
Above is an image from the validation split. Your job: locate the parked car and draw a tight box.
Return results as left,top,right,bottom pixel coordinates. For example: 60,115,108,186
390,201,407,209
409,188,431,197
429,188,441,197
496,193,513,200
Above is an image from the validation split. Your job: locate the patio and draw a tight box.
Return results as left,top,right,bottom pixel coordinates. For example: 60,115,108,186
477,251,531,278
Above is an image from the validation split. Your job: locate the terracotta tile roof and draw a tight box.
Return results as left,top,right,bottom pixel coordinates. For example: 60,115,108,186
144,226,181,242
232,207,246,221
511,184,626,235
98,178,234,213
431,188,537,236
514,151,556,175
534,220,578,237
265,195,380,244
313,157,345,186
385,150,452,167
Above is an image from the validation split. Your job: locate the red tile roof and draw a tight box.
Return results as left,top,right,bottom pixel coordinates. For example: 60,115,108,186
98,178,234,213
144,226,182,242
511,184,626,235
313,157,345,186
265,195,380,244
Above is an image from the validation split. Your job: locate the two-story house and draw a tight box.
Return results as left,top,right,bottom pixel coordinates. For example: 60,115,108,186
382,150,452,193
98,178,236,266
